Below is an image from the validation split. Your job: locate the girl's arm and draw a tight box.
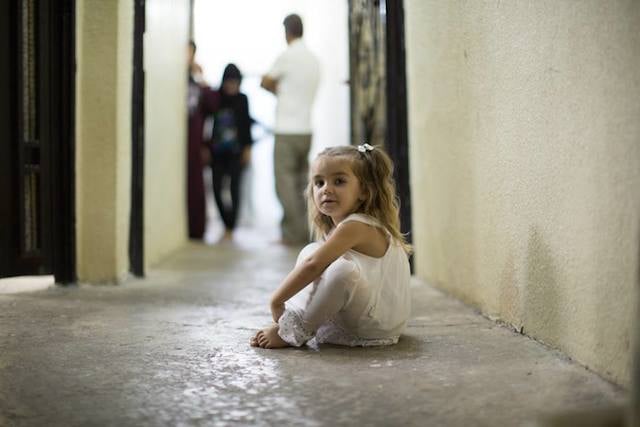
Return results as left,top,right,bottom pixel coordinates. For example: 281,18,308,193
270,221,369,322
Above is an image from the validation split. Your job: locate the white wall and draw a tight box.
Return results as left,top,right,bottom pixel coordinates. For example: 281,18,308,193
144,0,191,267
75,0,132,283
76,0,192,281
405,0,640,387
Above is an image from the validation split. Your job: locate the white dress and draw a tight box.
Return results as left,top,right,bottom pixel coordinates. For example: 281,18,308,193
277,213,412,347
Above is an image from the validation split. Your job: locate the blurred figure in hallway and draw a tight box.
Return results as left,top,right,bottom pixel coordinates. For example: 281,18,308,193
187,40,219,240
261,13,320,245
210,63,253,242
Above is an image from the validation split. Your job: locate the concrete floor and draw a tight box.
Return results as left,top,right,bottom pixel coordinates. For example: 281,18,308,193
0,238,627,426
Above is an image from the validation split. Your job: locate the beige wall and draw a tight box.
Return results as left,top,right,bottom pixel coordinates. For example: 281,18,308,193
75,0,133,283
144,0,190,268
405,0,640,386
76,0,191,281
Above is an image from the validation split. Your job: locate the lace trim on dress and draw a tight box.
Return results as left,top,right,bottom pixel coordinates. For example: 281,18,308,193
316,320,399,347
277,310,399,348
277,309,314,347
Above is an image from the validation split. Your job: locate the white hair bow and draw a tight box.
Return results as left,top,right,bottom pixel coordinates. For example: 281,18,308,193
357,143,374,153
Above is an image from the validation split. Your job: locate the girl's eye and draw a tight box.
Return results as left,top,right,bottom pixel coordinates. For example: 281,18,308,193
335,178,345,185
314,180,324,187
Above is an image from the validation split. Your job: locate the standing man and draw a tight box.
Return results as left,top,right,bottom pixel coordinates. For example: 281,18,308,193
261,14,320,245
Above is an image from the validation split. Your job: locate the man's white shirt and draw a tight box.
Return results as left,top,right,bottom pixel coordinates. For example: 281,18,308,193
266,38,320,134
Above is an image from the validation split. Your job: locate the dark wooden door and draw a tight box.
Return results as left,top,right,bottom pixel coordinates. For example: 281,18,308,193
0,0,19,276
0,0,75,283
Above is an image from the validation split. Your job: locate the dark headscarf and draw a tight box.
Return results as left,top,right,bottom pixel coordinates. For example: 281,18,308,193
222,63,242,83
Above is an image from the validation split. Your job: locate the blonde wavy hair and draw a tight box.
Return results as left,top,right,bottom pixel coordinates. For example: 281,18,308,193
305,145,412,254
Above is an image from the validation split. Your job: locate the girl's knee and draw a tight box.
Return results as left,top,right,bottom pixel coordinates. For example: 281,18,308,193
323,258,359,288
296,242,322,266
303,259,360,321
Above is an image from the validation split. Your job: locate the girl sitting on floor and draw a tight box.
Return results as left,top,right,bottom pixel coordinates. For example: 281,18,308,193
251,144,412,349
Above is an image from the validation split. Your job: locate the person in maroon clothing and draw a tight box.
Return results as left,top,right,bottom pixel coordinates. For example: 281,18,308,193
187,40,219,239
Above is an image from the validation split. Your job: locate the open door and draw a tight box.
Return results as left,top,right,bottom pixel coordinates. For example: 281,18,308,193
0,0,75,283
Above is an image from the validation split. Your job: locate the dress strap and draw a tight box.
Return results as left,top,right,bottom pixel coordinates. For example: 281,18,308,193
339,214,390,236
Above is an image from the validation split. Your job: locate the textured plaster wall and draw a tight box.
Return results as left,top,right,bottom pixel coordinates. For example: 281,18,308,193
405,0,640,386
144,0,190,268
75,0,132,283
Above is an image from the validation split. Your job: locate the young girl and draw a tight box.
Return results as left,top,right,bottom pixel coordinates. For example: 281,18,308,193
250,144,412,349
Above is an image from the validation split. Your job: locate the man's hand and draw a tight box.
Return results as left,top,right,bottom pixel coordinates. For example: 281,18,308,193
260,75,278,94
241,147,251,166
201,145,211,166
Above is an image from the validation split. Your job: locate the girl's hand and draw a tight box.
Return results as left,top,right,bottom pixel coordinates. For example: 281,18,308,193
270,300,285,323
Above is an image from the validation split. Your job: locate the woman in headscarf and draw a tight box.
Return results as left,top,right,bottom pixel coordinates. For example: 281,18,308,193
209,63,253,241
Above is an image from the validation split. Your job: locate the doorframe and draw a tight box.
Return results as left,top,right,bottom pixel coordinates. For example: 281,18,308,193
48,0,77,284
129,0,145,277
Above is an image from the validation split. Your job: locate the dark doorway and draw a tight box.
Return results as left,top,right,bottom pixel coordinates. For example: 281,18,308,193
129,0,146,277
0,0,76,284
348,0,412,254
384,0,412,250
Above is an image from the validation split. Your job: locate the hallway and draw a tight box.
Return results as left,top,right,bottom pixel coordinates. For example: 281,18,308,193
0,239,625,426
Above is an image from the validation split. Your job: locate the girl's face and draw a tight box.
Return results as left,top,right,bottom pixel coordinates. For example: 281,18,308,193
311,156,365,225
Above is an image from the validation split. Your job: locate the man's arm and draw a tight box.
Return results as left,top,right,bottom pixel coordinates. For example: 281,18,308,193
261,75,278,94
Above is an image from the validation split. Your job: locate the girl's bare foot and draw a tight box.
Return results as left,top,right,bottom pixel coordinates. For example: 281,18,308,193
250,324,290,349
